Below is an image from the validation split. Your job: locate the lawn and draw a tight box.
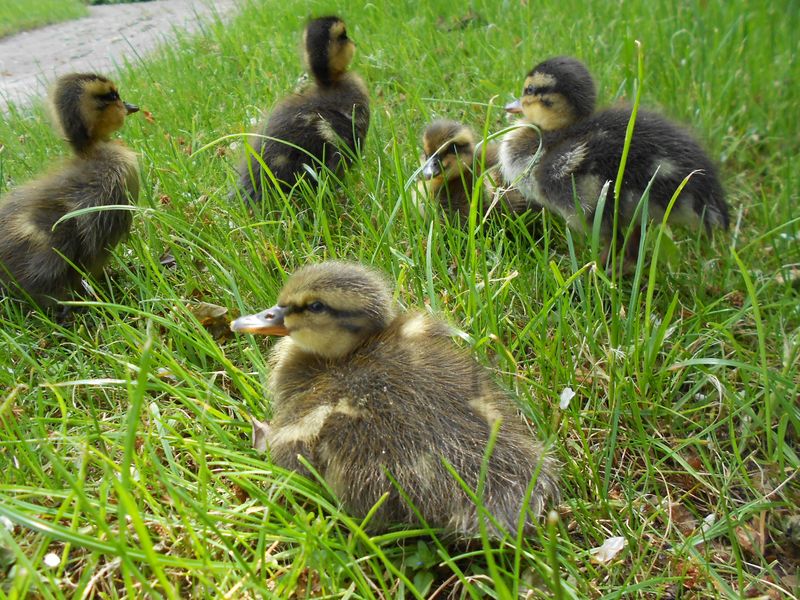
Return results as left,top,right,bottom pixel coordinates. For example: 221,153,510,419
0,0,87,38
0,0,798,598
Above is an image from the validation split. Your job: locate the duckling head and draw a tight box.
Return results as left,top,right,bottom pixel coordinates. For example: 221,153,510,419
419,119,476,181
505,56,596,131
51,73,139,153
231,261,395,359
304,16,356,86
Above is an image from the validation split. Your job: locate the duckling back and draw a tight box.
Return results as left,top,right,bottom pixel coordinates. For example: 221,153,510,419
536,107,729,233
0,73,139,306
235,16,369,203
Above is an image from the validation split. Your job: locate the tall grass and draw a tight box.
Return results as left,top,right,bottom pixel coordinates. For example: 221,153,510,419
0,0,86,38
0,0,798,597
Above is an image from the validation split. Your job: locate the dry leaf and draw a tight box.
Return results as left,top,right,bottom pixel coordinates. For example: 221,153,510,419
735,516,765,557
159,251,177,269
188,302,232,341
142,110,155,123
231,482,249,504
155,367,178,383
665,501,697,535
590,536,627,564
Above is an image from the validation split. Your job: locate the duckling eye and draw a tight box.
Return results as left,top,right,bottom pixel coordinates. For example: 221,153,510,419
524,85,536,96
307,301,327,313
98,91,120,103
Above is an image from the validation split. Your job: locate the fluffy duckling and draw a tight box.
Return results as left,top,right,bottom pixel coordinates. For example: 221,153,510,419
500,56,729,262
231,261,558,537
0,73,139,307
235,16,370,203
417,119,527,218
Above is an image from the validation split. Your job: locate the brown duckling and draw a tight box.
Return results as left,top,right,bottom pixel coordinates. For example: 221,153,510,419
0,73,139,307
417,119,528,219
231,261,558,537
234,16,370,203
500,56,729,263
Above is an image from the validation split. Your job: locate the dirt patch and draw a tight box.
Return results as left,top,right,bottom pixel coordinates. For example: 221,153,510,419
0,0,240,111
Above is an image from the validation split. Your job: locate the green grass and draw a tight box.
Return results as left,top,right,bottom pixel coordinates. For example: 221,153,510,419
1,0,799,597
0,0,87,38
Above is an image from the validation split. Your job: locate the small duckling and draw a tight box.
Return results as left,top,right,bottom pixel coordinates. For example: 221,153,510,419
500,56,729,263
0,73,139,307
417,119,528,218
235,16,370,203
231,261,558,537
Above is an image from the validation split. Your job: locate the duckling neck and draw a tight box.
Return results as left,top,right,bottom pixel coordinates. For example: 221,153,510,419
69,135,116,157
68,137,96,156
311,69,360,89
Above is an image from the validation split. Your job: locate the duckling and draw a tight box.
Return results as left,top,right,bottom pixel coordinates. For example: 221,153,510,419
417,119,528,219
500,56,729,263
231,261,558,537
0,73,139,307
234,16,370,203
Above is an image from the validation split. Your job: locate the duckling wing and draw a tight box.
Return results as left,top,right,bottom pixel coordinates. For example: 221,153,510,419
0,191,79,301
552,109,727,230
616,109,727,229
55,148,137,265
0,147,137,301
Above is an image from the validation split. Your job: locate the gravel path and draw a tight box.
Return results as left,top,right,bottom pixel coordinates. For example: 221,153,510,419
0,0,240,110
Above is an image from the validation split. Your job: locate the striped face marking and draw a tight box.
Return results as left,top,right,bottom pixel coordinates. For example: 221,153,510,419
519,73,575,131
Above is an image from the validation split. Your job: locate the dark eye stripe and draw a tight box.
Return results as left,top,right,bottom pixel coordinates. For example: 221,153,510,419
286,303,367,319
525,85,552,96
98,91,120,103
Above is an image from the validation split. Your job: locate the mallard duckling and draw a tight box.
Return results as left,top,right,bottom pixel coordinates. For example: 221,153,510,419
234,16,370,203
500,56,729,263
0,73,139,307
231,261,558,537
417,119,528,218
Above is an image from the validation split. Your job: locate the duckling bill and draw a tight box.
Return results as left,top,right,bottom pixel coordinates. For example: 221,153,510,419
500,56,729,264
0,73,139,307
231,261,558,537
234,16,370,203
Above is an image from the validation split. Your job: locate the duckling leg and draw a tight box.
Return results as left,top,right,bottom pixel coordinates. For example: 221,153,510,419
623,224,642,271
600,223,642,275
